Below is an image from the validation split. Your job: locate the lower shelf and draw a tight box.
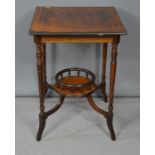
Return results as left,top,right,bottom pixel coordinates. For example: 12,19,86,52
53,82,97,97
53,67,97,97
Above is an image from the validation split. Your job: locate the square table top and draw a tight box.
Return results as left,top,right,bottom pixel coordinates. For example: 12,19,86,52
29,7,127,36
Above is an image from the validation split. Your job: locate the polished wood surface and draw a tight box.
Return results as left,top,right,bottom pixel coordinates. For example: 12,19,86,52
29,7,126,35
52,83,97,97
52,67,97,97
29,6,127,141
59,76,91,85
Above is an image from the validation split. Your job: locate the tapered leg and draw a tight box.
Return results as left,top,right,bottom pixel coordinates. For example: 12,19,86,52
107,36,120,141
36,113,46,141
101,43,108,102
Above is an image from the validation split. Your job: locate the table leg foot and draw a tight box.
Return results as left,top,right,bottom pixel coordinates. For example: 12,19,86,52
36,96,65,141
36,113,46,141
106,114,116,141
106,36,120,141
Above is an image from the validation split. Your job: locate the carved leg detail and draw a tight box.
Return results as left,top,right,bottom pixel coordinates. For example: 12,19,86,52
42,43,48,95
101,43,108,102
35,36,45,113
107,104,116,141
107,36,120,141
34,36,47,141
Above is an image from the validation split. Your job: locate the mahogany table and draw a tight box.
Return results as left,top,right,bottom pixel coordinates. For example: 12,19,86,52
29,7,127,141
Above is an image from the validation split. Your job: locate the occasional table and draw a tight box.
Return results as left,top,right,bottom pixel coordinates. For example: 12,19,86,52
29,7,127,141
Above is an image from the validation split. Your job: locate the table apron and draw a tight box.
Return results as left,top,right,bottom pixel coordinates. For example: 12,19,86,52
40,36,113,43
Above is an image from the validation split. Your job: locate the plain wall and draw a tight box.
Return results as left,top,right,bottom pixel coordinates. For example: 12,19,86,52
15,0,140,96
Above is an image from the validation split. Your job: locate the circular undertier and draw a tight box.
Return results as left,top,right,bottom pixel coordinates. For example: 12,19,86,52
54,68,97,96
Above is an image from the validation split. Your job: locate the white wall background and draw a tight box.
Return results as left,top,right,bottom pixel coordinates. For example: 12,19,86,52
15,0,140,96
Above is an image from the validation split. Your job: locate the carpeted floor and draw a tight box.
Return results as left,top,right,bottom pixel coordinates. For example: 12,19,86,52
15,97,140,155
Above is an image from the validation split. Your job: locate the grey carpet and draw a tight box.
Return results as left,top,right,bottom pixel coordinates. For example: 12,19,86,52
16,97,140,155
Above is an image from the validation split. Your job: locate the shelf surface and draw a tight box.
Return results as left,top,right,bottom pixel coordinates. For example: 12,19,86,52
53,83,97,97
59,76,91,85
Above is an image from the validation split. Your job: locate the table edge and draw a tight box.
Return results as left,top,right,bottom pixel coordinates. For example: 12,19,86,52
29,6,127,36
29,31,127,36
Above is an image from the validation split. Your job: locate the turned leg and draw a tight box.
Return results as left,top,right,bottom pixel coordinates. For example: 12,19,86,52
34,36,46,141
107,36,120,141
34,36,46,112
42,43,48,95
101,43,108,102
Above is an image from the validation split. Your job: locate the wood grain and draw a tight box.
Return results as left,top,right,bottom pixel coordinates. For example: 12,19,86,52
29,7,127,35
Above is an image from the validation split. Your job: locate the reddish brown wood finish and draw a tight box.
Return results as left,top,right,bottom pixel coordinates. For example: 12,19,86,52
41,35,114,43
29,7,126,35
34,36,45,114
29,7,126,141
